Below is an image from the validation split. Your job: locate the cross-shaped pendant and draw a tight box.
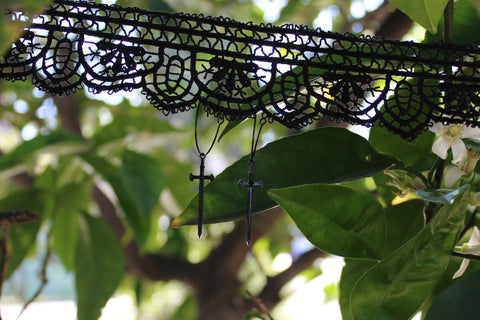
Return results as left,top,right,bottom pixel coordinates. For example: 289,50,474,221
190,153,214,237
238,160,263,245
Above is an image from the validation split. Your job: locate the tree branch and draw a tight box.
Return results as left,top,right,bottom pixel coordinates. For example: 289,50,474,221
259,248,327,309
198,206,284,285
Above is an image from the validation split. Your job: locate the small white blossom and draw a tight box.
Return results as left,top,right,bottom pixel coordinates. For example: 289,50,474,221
444,167,466,188
443,150,480,187
430,123,480,164
453,226,480,279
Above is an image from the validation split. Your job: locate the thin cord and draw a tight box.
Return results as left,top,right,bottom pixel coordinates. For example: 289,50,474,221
193,106,224,157
250,113,265,161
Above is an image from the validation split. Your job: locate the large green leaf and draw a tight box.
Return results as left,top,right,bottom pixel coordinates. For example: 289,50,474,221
50,179,91,271
349,185,470,320
424,265,480,320
172,127,400,227
388,0,450,33
83,151,165,244
340,259,378,320
382,200,425,256
75,213,125,320
340,200,425,319
369,127,435,171
268,184,386,260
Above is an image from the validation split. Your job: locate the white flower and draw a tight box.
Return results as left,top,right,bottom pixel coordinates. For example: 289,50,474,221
430,123,480,164
443,150,480,187
453,226,480,279
444,166,466,188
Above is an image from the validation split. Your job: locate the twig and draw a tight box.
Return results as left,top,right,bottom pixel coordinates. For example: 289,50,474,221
16,248,51,320
452,251,480,261
0,211,38,226
245,291,273,320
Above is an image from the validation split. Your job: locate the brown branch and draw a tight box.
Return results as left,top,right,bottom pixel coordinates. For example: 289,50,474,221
198,206,284,285
16,248,51,320
51,95,82,135
259,248,327,309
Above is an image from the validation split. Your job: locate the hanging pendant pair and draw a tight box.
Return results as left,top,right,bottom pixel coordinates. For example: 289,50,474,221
190,108,265,245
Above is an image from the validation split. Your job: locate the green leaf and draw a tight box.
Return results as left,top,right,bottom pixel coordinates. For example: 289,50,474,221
369,126,435,171
340,259,378,320
383,200,425,256
52,206,79,271
83,151,165,244
424,267,480,320
172,127,400,227
388,0,450,33
172,295,198,320
75,213,125,320
218,118,245,142
421,258,467,318
349,185,470,320
0,131,85,171
268,184,386,260
416,186,468,204
340,200,425,319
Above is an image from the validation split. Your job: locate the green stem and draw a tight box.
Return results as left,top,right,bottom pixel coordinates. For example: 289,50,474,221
424,158,446,224
444,0,454,43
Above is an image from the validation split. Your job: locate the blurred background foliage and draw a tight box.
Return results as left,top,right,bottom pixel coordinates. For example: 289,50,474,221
0,0,446,319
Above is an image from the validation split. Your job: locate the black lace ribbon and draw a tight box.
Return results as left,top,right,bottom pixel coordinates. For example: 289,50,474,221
2,0,480,139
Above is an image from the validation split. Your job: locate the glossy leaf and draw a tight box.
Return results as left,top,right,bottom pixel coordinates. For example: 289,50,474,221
416,186,468,204
340,259,377,320
369,126,435,171
172,127,400,227
75,213,125,320
268,184,386,260
388,0,450,33
382,200,425,256
340,200,425,319
349,185,470,320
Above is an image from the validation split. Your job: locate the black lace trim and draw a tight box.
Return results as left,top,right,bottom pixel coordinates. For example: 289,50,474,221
2,0,480,139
